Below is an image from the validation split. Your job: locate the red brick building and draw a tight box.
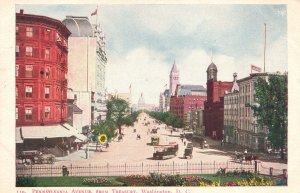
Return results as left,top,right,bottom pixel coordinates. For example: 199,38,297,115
204,62,232,140
16,10,71,127
170,85,207,126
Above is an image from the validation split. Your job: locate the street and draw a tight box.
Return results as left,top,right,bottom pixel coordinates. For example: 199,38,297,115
52,112,286,176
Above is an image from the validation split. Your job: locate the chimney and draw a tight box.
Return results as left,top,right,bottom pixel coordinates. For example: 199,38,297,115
20,9,24,14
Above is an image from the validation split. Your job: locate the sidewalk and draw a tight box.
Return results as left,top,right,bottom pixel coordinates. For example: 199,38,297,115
55,143,99,162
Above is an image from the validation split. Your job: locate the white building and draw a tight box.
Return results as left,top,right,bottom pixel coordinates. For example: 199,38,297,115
63,16,107,131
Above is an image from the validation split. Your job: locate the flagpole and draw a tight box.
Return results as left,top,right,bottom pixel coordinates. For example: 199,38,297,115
264,23,266,73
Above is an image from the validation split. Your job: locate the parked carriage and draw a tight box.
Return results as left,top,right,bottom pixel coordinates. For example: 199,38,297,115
153,143,178,160
17,150,55,164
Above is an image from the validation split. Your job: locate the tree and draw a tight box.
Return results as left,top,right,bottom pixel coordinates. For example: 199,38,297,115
92,119,117,141
252,75,287,158
106,98,130,134
148,111,182,128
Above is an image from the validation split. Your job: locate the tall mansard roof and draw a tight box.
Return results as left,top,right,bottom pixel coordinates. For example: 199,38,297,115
206,62,218,72
62,16,94,37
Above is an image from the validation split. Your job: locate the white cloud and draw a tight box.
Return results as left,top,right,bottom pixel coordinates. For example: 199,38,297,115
106,47,170,105
136,5,238,36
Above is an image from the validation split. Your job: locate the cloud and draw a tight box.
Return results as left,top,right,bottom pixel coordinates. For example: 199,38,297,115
106,47,170,105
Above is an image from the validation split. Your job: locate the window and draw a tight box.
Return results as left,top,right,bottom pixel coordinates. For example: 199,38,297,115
26,27,33,37
16,65,19,77
16,45,19,57
45,49,50,60
25,65,33,77
16,107,18,120
25,86,32,98
16,86,18,98
45,86,50,99
45,106,51,119
16,26,19,35
25,107,32,120
25,46,33,57
45,29,51,40
45,67,50,79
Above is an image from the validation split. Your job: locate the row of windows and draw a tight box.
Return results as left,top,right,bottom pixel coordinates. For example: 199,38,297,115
16,64,66,80
16,26,67,45
16,85,66,100
224,95,251,105
16,106,64,121
16,45,66,62
224,107,251,117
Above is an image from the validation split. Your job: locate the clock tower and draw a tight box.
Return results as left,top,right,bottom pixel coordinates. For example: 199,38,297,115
169,61,180,96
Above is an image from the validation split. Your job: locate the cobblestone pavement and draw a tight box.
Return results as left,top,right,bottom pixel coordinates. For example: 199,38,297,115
50,112,286,175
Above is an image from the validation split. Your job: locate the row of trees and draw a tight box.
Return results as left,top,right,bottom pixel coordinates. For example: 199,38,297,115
92,98,140,142
148,111,181,128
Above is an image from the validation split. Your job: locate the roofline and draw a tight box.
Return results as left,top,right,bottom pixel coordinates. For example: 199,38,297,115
16,12,71,38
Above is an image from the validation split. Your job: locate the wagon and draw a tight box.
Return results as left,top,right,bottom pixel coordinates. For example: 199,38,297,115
184,147,193,159
151,136,159,145
153,143,178,160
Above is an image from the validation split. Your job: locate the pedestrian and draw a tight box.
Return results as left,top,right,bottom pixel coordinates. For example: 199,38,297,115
181,138,184,143
221,140,224,146
184,141,186,146
244,149,248,155
170,130,173,135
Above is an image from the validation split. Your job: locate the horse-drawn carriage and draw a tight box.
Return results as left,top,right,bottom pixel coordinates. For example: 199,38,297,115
17,150,55,164
153,143,178,160
233,151,259,163
151,136,159,145
183,142,193,159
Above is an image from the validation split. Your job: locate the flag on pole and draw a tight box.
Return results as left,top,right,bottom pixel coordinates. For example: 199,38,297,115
251,64,262,73
91,9,97,16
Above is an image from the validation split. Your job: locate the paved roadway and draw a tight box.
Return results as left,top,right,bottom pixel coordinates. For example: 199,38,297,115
49,112,286,176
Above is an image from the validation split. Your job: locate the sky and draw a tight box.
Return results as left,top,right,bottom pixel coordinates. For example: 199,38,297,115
15,4,287,105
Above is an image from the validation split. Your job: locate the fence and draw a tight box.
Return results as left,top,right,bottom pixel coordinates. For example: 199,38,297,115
16,161,256,177
258,162,287,177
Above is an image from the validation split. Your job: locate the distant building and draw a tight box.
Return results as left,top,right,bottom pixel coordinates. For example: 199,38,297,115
107,91,132,114
159,92,165,112
138,93,146,110
170,85,207,126
204,62,233,140
184,109,205,136
169,61,180,96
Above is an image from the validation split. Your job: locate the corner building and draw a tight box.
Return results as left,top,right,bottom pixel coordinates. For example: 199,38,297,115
16,10,71,126
204,62,232,140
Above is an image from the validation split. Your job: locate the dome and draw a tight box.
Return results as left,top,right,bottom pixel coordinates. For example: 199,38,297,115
62,16,94,37
206,62,218,72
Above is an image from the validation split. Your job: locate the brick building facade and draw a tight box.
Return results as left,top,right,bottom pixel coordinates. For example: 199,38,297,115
204,62,232,140
16,10,71,127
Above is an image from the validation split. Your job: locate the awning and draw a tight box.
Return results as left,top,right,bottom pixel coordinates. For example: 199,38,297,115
18,125,76,139
62,123,87,142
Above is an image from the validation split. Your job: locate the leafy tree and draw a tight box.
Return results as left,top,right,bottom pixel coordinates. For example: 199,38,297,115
252,75,287,158
106,98,130,134
92,119,117,141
